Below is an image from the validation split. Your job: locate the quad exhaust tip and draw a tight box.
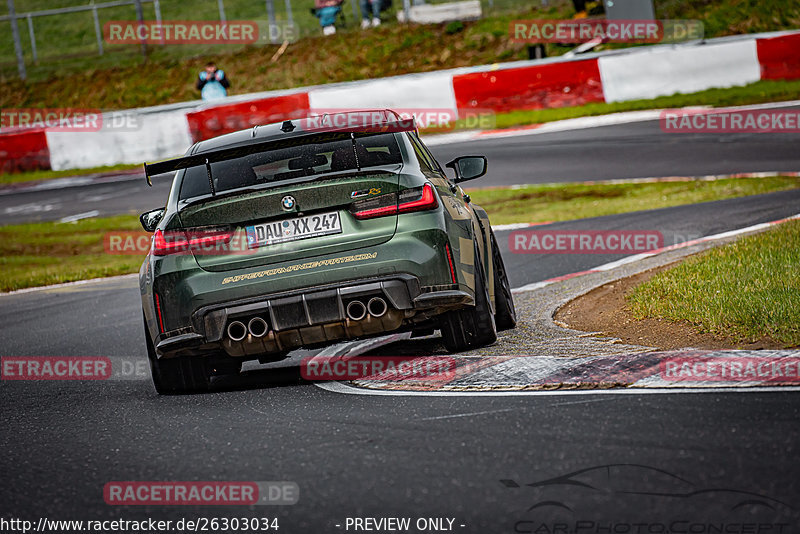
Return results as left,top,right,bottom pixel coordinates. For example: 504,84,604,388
227,320,248,342
347,297,388,320
248,317,269,338
229,298,389,338
346,300,367,321
367,297,388,318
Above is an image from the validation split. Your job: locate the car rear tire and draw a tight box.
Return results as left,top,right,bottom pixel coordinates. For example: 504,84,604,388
144,317,210,394
491,230,517,331
440,240,497,352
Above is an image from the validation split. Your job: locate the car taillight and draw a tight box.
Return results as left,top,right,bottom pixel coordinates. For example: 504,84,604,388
351,183,438,220
445,242,457,284
152,228,233,256
154,292,165,333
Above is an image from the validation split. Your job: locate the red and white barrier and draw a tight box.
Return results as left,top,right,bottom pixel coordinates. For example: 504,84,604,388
309,72,459,114
756,33,800,80
186,93,309,143
598,39,761,103
453,57,604,112
2,31,798,174
0,128,49,174
45,109,192,170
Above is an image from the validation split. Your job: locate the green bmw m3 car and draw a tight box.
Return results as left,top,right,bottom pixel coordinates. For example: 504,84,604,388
139,110,515,393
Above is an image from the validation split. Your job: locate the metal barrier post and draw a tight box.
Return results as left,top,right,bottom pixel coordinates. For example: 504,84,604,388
133,0,146,57
265,0,277,43
284,0,294,28
91,2,104,55
217,0,226,23
26,13,38,63
6,0,27,79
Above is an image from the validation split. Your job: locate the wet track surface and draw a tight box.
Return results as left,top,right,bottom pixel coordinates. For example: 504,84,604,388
2,108,800,225
1,120,799,530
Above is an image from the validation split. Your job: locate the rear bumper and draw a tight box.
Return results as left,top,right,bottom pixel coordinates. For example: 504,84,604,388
154,274,472,359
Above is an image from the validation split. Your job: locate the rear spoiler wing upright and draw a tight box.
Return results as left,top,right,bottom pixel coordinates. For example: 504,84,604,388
143,113,417,186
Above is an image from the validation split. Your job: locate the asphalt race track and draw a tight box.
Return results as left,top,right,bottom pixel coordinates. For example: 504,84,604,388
1,119,799,531
2,107,800,225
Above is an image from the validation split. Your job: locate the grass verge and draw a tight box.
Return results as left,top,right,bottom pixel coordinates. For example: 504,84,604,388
627,219,800,346
466,176,800,226
2,176,798,291
0,215,143,292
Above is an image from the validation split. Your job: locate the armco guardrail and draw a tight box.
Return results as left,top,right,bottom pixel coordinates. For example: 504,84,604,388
1,30,799,173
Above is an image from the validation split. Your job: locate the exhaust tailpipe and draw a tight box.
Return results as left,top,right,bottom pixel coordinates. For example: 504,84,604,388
346,300,367,321
367,297,388,318
248,317,269,338
227,320,248,342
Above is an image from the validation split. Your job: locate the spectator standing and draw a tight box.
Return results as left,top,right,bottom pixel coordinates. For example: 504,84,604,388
315,0,344,35
572,0,587,18
196,62,230,101
360,0,382,28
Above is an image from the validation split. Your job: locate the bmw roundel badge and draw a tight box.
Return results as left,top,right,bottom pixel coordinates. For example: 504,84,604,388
281,195,296,211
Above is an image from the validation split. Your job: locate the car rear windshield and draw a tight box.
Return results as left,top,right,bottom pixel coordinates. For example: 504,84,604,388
178,132,403,201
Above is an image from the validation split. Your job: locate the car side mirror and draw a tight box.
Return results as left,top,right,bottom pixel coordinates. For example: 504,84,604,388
140,208,165,232
446,156,487,183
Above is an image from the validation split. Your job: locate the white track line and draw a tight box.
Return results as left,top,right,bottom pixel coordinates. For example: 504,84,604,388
59,210,100,223
317,212,800,397
316,381,800,397
419,407,518,421
0,273,138,296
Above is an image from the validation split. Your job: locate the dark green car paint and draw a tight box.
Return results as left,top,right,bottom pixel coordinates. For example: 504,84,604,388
140,118,508,365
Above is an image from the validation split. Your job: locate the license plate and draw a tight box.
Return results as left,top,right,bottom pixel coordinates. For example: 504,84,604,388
246,212,342,248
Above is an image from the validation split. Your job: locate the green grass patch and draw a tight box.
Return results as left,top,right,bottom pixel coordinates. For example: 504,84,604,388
627,219,800,346
2,176,798,291
466,176,800,226
0,214,143,292
0,3,573,102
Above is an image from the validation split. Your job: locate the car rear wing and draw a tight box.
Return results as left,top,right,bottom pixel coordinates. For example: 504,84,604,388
143,111,416,187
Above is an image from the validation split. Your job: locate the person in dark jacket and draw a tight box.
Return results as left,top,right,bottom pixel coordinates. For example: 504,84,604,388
572,0,587,18
196,62,230,101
